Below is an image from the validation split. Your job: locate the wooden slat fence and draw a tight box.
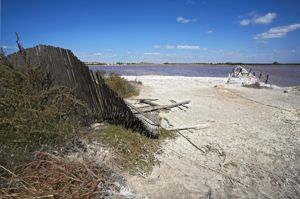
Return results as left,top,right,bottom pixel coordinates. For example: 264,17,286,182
8,45,159,137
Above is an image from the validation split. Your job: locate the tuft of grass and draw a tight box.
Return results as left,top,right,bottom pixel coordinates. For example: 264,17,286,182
96,123,176,174
102,72,140,98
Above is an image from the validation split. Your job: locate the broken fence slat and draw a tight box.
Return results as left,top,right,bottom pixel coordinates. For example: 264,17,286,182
136,98,158,101
139,99,159,107
170,99,189,109
166,123,211,131
133,100,191,113
169,100,184,110
126,102,159,126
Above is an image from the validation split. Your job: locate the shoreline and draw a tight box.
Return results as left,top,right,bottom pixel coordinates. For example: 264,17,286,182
124,75,227,81
90,64,300,87
88,63,300,67
123,75,300,88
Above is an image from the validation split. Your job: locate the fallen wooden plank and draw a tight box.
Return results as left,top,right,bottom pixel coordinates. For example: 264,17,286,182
170,99,183,110
162,117,173,128
170,99,188,109
139,99,159,107
126,102,160,126
134,100,191,113
136,98,158,101
166,123,211,131
136,105,152,109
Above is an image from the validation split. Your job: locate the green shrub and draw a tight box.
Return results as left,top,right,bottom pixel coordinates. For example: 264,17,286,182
102,72,140,98
96,123,175,174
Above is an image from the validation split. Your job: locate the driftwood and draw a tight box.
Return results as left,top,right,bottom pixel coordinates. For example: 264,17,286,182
170,100,183,110
162,117,173,128
126,102,159,126
139,99,159,107
136,98,158,102
170,99,188,109
133,100,190,113
126,102,160,137
167,123,211,131
176,130,205,153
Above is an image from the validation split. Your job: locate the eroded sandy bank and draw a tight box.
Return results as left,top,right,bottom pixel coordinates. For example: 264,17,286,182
124,76,300,199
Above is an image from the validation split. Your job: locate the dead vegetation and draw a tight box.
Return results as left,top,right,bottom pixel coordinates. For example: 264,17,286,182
95,123,175,174
0,36,180,198
0,50,139,198
0,152,126,199
0,43,88,169
0,123,175,198
0,37,176,199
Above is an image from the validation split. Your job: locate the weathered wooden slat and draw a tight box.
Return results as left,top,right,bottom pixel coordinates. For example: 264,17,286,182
133,100,191,113
8,45,159,137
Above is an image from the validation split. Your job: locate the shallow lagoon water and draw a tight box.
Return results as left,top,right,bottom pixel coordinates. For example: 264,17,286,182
90,65,300,87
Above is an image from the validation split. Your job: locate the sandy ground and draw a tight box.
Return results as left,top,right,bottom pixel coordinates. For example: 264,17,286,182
124,76,300,199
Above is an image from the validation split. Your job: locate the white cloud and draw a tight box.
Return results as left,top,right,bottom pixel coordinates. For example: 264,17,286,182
206,30,213,34
240,19,251,26
254,23,300,40
177,45,207,50
75,51,117,62
144,52,160,55
240,12,276,26
154,44,207,50
176,16,196,24
153,45,161,49
165,45,175,49
1,45,17,50
254,13,277,25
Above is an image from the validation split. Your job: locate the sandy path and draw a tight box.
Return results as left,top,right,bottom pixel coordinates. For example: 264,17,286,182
125,76,300,199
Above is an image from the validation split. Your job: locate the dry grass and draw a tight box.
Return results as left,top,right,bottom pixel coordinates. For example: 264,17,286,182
0,152,122,199
0,40,169,198
0,47,88,169
95,123,176,174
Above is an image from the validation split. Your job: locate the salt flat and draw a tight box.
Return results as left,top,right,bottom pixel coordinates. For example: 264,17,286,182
124,76,300,199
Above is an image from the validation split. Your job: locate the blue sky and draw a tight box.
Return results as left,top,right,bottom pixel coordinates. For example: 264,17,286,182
1,0,300,63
